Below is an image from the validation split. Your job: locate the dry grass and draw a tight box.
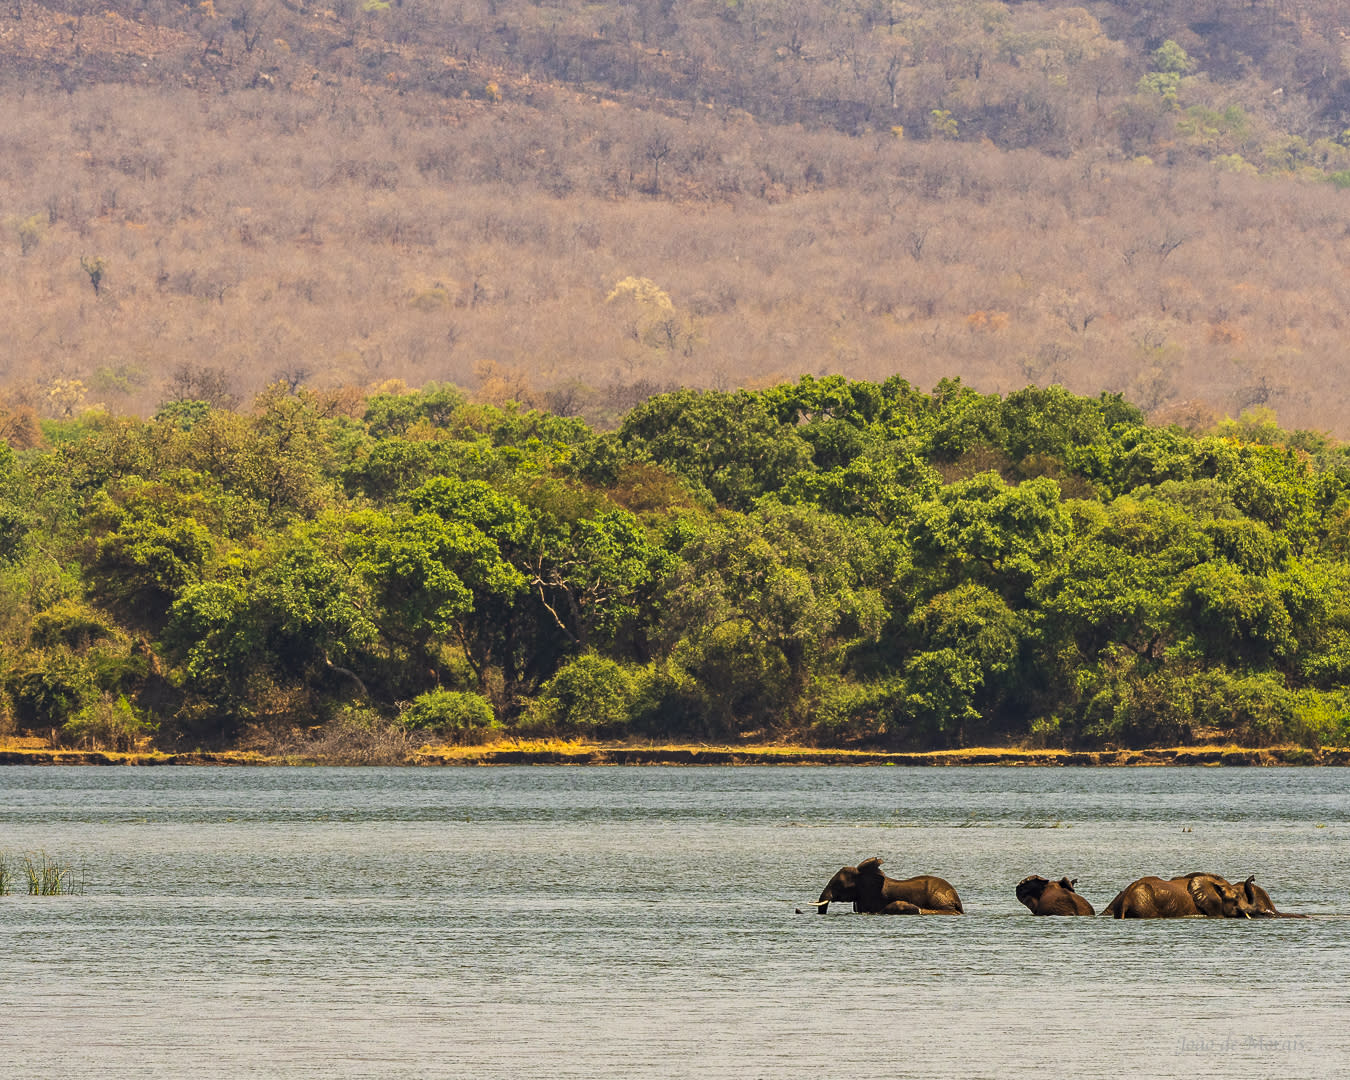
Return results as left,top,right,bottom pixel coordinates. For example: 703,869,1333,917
0,736,50,751
407,740,1348,766
0,743,270,764
413,737,597,760
0,737,1343,765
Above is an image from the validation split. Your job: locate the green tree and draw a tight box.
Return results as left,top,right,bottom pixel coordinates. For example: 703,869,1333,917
346,507,525,688
250,521,379,694
364,382,466,438
655,502,890,734
86,480,219,630
618,389,813,509
525,506,674,651
910,473,1071,598
1173,561,1294,666
925,379,1008,462
1137,40,1192,105
777,446,941,525
898,583,1027,745
0,500,31,564
1033,497,1211,661
1152,39,1193,75
165,577,263,714
999,386,1138,462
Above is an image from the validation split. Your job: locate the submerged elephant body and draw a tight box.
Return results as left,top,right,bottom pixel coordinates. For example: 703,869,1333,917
1103,872,1296,919
803,862,1303,919
816,858,963,915
1104,875,1216,918
1016,875,1095,916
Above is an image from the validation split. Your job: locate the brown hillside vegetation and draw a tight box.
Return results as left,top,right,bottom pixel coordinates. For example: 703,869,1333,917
4,0,1350,431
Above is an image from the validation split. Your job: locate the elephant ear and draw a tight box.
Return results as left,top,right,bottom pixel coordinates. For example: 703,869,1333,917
1186,875,1217,913
1058,877,1078,891
857,857,885,875
1015,876,1047,904
1202,878,1241,916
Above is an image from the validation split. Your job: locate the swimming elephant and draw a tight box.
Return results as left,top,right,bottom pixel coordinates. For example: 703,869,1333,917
814,857,964,915
1016,875,1095,916
1102,872,1265,919
1229,876,1306,918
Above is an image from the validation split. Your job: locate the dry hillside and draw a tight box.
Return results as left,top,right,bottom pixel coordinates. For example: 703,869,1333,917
3,0,1350,432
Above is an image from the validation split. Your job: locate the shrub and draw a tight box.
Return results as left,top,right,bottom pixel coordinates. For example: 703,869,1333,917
1190,669,1296,746
1027,715,1064,749
28,600,118,651
628,660,712,740
1289,691,1350,748
526,654,639,737
61,693,156,752
292,708,416,764
399,689,499,743
6,650,99,731
807,677,905,746
1072,654,1195,748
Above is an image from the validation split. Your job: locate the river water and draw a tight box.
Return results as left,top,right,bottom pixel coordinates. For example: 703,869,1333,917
1,766,1347,1078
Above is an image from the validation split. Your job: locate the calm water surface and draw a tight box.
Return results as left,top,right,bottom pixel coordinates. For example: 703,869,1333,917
1,766,1347,1078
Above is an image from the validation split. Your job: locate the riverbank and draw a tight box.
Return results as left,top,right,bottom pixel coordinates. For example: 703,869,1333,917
2,737,1348,766
412,742,1347,766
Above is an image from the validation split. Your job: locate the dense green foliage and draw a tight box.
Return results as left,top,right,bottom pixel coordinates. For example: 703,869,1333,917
3,378,1350,751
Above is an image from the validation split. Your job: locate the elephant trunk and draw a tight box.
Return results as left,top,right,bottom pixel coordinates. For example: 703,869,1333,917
814,892,833,914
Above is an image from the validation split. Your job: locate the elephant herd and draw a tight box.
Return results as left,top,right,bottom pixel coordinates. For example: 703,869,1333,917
808,858,1306,918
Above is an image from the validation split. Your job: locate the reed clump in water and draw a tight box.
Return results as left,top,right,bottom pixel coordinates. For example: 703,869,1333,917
0,852,85,896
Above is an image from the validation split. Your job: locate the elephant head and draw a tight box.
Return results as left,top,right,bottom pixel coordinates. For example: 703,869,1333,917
1235,875,1306,918
814,857,884,914
1185,873,1258,918
1016,874,1095,916
1016,875,1053,909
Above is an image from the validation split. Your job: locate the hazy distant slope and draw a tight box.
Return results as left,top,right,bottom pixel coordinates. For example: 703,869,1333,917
3,0,1350,432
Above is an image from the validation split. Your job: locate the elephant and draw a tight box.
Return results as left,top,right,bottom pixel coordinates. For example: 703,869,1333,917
1102,872,1270,919
1230,875,1306,918
813,857,963,915
1015,875,1095,916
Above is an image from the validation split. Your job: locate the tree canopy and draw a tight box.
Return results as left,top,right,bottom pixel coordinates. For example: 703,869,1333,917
3,378,1350,753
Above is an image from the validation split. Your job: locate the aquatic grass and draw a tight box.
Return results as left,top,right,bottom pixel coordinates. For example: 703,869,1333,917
18,851,85,896
0,854,11,896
